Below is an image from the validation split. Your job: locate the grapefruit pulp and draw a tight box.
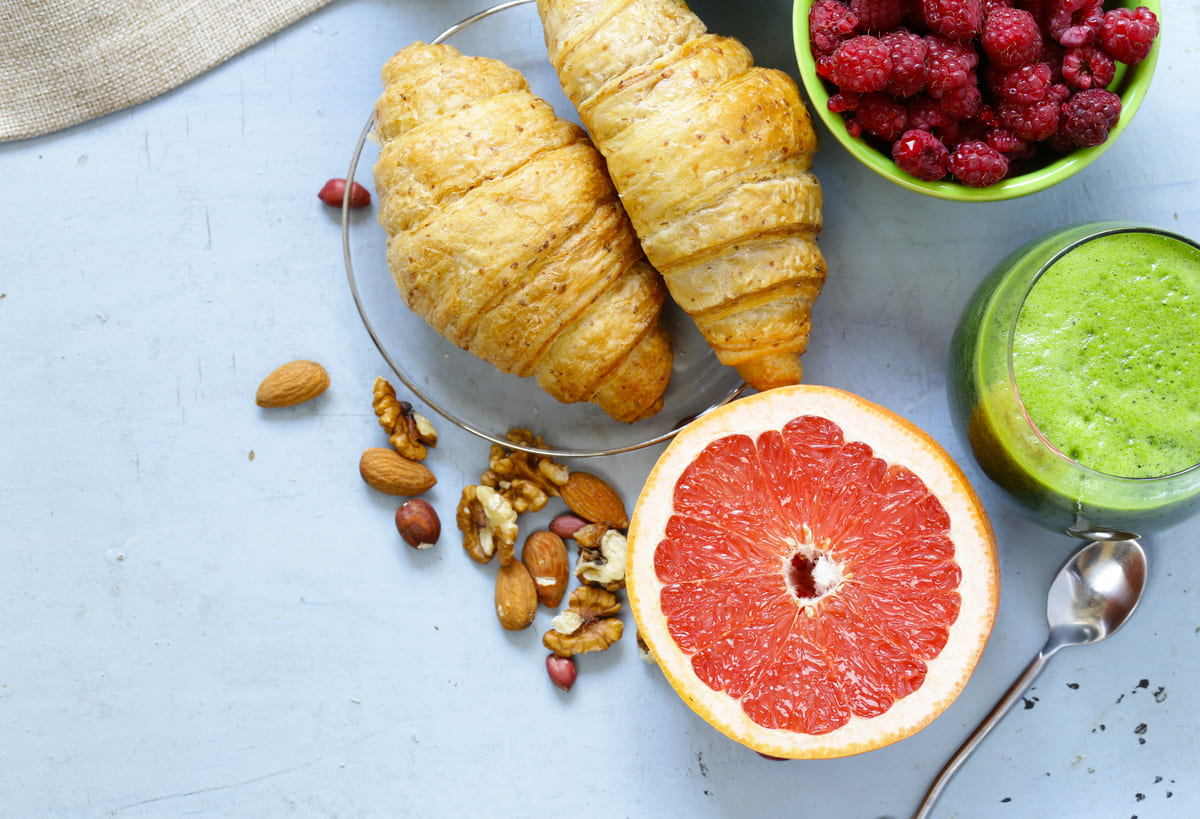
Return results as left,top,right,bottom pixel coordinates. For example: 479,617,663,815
627,385,999,759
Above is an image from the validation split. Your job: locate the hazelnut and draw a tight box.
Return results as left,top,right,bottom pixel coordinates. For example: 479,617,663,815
395,499,440,549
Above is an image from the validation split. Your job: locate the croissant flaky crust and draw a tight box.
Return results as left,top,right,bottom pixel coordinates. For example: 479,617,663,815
537,0,828,390
372,43,673,423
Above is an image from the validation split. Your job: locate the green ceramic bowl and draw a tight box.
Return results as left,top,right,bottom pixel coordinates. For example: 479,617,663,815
792,0,1161,201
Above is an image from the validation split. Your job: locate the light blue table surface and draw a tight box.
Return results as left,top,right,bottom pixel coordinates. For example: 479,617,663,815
2,1,1197,816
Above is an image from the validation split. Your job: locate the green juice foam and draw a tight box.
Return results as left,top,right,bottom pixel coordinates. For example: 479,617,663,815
1012,231,1200,479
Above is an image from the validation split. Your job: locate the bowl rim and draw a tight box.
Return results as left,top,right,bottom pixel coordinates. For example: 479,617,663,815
790,0,1163,201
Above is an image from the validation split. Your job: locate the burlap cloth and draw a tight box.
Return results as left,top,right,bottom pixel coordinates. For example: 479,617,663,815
0,0,334,143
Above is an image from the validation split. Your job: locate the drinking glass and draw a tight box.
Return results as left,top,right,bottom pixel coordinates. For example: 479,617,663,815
949,222,1200,538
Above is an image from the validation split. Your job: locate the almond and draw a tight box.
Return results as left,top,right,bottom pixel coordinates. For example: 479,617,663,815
495,561,538,631
521,531,569,608
255,359,330,408
359,447,436,496
559,471,629,529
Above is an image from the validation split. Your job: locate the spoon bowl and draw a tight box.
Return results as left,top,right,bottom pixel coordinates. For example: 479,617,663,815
914,537,1147,818
1045,538,1147,652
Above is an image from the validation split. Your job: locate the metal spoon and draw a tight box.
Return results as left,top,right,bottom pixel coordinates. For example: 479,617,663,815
913,537,1148,819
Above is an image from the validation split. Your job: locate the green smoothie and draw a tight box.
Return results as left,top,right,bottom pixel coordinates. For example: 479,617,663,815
950,223,1200,535
1012,231,1200,479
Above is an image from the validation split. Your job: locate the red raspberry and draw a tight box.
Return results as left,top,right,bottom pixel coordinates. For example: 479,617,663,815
1099,7,1159,65
810,0,860,56
922,0,984,41
831,35,893,93
1039,39,1067,83
997,96,1060,141
939,76,984,119
983,0,1014,16
828,90,862,113
1047,0,1103,48
924,34,980,96
985,126,1028,154
850,0,907,32
857,93,910,140
906,93,952,131
987,61,1053,104
1059,87,1121,147
891,128,950,180
881,30,928,97
1062,45,1115,90
948,140,1009,185
981,8,1043,69
1045,81,1071,104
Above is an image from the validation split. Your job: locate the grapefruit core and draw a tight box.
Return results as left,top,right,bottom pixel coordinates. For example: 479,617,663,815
627,385,999,759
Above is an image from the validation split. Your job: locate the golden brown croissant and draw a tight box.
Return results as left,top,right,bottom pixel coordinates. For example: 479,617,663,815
372,42,672,423
536,0,827,390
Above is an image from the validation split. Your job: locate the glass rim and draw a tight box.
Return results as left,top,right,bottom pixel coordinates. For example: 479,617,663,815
1004,223,1200,484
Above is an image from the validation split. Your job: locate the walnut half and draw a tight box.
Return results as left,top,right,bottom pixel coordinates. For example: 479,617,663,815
373,376,438,461
543,586,623,657
456,485,518,565
481,428,569,514
573,523,627,592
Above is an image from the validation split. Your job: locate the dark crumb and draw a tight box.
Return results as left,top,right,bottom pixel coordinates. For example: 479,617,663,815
1135,723,1148,735
1000,797,1012,803
1137,679,1150,689
1136,793,1146,801
1067,682,1080,689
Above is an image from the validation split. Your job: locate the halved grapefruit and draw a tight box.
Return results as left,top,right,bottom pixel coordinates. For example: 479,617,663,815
627,385,999,759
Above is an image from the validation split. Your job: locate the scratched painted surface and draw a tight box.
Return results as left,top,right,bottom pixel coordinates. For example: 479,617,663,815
0,1,1197,817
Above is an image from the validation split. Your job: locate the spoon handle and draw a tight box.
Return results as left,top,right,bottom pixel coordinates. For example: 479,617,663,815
912,647,1054,819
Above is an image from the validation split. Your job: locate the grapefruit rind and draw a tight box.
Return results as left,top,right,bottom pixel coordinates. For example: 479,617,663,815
627,385,999,759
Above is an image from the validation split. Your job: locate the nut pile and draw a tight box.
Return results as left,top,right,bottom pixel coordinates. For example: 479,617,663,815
349,379,637,693
455,429,635,691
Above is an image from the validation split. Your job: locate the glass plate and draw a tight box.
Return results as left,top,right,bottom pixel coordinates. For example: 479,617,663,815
342,0,746,458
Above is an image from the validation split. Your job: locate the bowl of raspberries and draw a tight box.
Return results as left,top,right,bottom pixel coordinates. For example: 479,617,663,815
794,0,1161,199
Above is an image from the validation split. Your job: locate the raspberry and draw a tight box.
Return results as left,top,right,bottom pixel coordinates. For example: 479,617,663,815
983,0,1014,16
891,129,951,180
1045,81,1071,104
831,35,893,93
1040,39,1067,83
1058,87,1121,147
857,93,910,140
1099,7,1159,65
997,96,1061,141
985,126,1028,154
828,91,862,113
981,8,1043,69
922,0,984,41
939,76,983,120
1062,45,1115,90
948,140,1009,185
906,93,952,131
850,0,907,32
809,0,860,56
987,61,1053,104
1047,0,1103,48
924,34,980,96
881,30,928,97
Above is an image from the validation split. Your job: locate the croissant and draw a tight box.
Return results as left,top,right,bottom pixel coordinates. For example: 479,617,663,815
372,42,673,423
536,0,828,390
